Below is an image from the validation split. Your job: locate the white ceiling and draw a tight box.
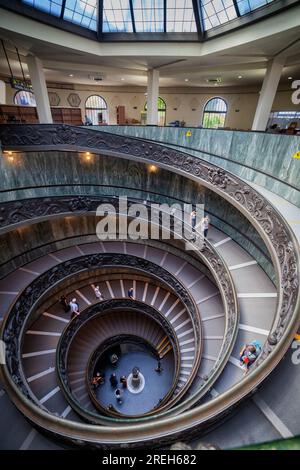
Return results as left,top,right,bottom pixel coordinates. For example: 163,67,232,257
0,6,300,89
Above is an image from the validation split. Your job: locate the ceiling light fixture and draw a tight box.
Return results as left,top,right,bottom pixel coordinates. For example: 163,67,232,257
184,78,189,82
288,76,293,80
69,74,74,77
238,75,243,79
121,78,125,81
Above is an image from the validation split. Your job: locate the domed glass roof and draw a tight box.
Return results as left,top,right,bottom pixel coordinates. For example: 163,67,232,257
12,0,295,40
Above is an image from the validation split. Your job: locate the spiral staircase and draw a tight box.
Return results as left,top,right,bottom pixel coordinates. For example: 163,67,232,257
0,124,299,450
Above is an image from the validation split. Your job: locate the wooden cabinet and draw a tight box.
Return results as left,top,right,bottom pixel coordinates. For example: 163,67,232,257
116,105,125,125
0,105,82,125
0,105,38,124
51,107,82,125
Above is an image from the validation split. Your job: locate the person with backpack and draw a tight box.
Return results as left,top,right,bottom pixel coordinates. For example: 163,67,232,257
239,340,261,374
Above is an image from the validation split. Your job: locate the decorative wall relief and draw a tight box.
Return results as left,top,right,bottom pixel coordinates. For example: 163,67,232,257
48,92,60,107
67,93,81,107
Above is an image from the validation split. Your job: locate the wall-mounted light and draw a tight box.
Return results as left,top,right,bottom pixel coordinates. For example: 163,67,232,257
85,152,92,161
148,164,158,173
4,150,14,161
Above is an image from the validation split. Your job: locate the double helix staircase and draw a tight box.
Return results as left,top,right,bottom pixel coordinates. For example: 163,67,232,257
0,124,299,449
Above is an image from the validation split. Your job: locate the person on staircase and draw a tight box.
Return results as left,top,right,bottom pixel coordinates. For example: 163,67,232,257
93,285,104,301
69,298,80,319
110,353,119,367
190,210,197,232
120,375,127,388
92,372,104,389
109,373,118,387
200,215,210,239
239,341,262,374
115,388,123,404
128,287,135,300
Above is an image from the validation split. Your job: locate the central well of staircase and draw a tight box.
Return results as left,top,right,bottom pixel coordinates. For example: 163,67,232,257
92,340,174,415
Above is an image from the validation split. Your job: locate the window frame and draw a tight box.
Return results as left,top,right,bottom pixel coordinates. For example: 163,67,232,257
85,94,108,124
201,96,228,129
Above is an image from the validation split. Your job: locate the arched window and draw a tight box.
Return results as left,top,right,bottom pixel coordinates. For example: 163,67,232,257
14,90,36,106
144,97,166,126
85,95,108,125
202,97,227,128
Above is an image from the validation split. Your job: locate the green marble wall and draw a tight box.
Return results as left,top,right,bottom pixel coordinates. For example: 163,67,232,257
0,151,204,204
97,126,300,208
0,150,274,281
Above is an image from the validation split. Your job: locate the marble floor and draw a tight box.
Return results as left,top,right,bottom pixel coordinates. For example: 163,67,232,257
95,349,175,416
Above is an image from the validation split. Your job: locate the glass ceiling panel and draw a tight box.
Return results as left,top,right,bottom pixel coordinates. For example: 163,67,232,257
63,0,98,30
20,0,281,35
133,0,164,33
103,0,133,32
22,0,63,17
201,0,238,31
236,0,275,16
166,0,197,32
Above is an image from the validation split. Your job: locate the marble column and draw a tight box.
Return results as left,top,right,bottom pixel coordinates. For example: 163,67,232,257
252,57,285,131
26,55,52,124
0,80,6,104
147,69,159,125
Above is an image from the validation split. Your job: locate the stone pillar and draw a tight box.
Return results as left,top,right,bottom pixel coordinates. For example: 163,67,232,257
147,69,159,125
252,57,285,131
0,80,6,104
26,55,52,124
